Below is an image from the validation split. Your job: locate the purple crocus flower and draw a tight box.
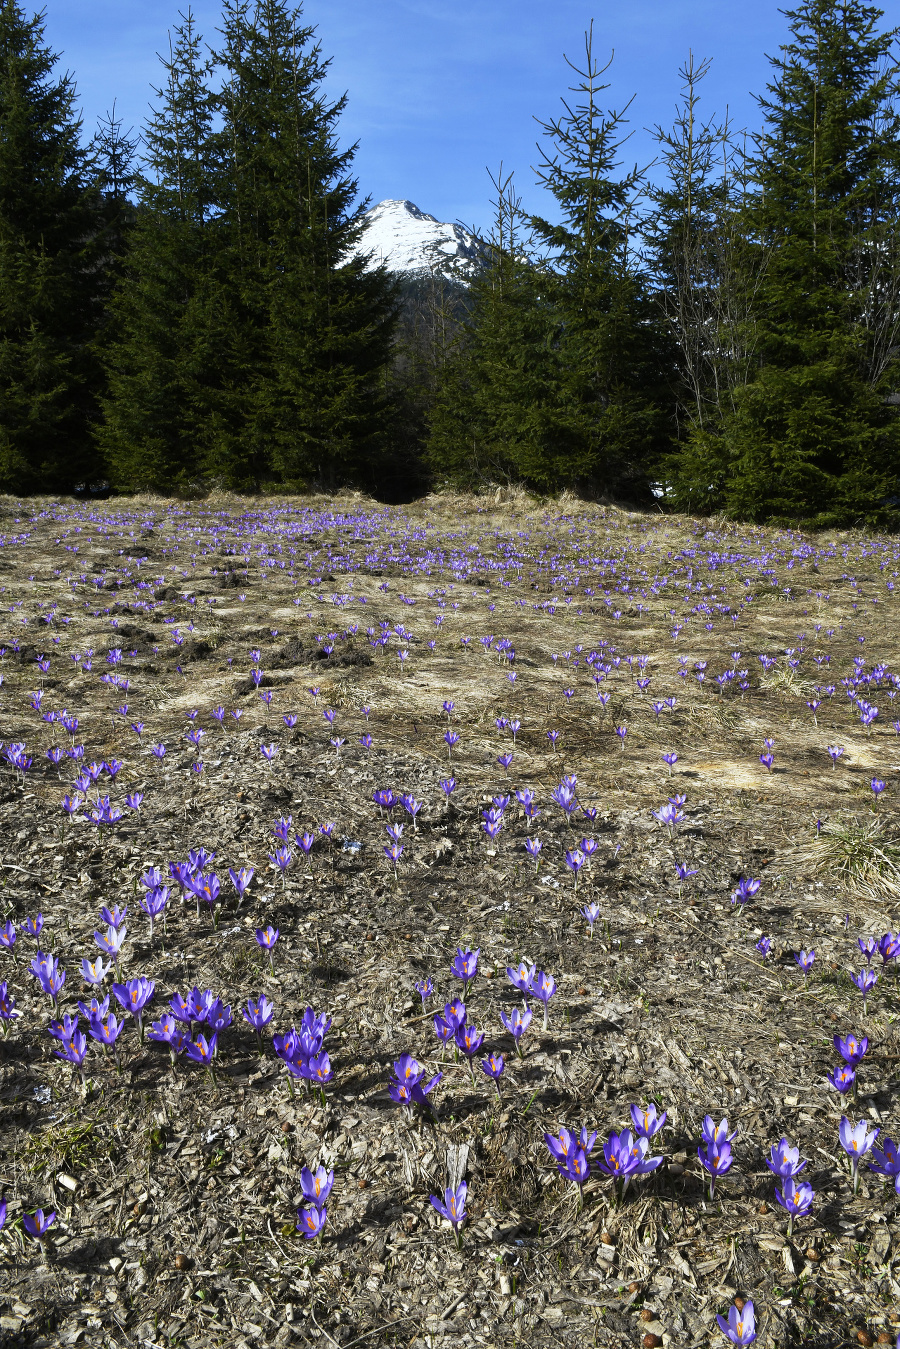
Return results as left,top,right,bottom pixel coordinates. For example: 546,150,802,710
524,837,542,868
630,1103,667,1139
0,982,20,1034
450,947,479,994
482,816,503,843
414,977,434,1008
480,1052,505,1097
582,901,600,937
433,1015,455,1054
388,1053,442,1111
731,877,761,908
99,906,127,928
530,969,557,1029
81,956,111,987
384,841,403,878
430,1183,467,1245
716,1299,757,1345
54,1028,89,1080
701,1115,738,1147
186,1032,219,1077
697,1139,733,1199
296,832,316,861
256,926,280,972
869,1136,900,1180
22,915,42,939
112,977,155,1038
755,936,772,959
794,949,815,976
544,1126,597,1164
827,1063,856,1095
48,1013,79,1043
551,782,577,819
139,887,168,938
840,1116,880,1192
858,936,877,964
187,987,214,1024
765,1137,807,1179
243,994,274,1050
148,1013,186,1065
455,1023,485,1065
834,1033,868,1066
594,1129,660,1197
300,1165,334,1208
555,1143,590,1203
297,1204,327,1239
88,1012,124,1057
272,815,293,842
168,991,192,1027
23,1209,56,1242
500,1005,532,1056
205,998,232,1038
851,966,878,1013
307,1051,334,1088
564,848,585,888
879,931,900,966
94,925,126,963
31,952,66,1008
507,961,536,995
391,1052,425,1087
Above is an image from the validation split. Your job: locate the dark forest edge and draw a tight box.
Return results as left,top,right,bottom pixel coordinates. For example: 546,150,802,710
1,0,900,528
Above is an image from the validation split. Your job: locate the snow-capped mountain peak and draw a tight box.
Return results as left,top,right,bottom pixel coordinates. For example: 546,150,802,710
352,199,480,281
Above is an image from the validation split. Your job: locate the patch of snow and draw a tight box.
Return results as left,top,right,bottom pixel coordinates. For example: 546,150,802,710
350,199,480,281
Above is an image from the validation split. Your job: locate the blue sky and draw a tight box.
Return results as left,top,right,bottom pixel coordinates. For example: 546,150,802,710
46,0,900,232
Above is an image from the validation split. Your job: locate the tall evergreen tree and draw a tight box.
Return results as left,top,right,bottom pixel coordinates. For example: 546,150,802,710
692,0,900,524
212,0,398,490
527,27,671,498
427,169,568,490
0,0,106,492
645,59,765,446
387,270,470,498
98,10,232,492
429,34,669,498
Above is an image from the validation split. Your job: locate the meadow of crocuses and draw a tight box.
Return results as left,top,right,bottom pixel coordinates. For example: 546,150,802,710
0,488,898,1348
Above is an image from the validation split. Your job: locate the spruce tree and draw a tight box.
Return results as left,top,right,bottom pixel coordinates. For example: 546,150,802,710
427,169,568,490
712,0,900,524
212,0,398,490
98,10,232,492
0,0,106,492
528,27,671,498
388,271,470,498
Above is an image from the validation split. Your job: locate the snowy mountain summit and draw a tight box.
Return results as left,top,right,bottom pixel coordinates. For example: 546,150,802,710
352,199,480,281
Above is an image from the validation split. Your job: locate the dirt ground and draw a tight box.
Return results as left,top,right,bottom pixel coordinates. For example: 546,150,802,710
0,489,898,1349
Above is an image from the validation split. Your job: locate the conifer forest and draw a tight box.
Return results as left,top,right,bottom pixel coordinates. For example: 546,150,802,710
1,3,900,1349
1,0,900,521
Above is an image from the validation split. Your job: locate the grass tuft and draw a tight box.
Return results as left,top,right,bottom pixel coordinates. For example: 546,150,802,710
789,815,900,888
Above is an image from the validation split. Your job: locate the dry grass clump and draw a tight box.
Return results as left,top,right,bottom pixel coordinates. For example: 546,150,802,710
758,660,816,699
789,814,900,889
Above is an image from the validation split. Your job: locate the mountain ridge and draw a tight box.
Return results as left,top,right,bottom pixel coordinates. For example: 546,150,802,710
350,198,480,281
